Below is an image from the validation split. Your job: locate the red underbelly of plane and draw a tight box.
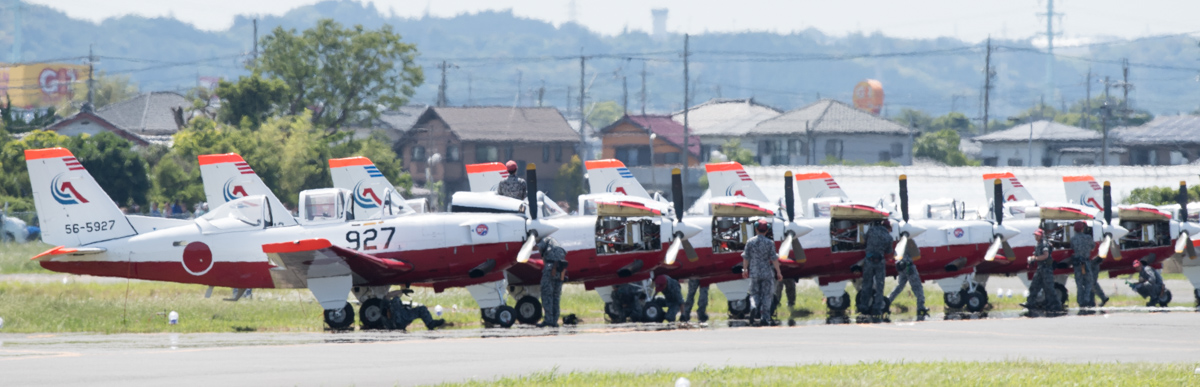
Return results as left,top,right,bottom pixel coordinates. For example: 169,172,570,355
658,247,743,279
40,261,277,288
362,242,520,285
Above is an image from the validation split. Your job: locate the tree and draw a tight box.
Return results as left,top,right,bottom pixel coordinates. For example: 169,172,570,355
586,101,623,130
1126,186,1200,205
892,108,932,132
214,74,289,128
914,129,978,166
720,139,757,166
555,155,584,205
68,132,150,207
0,130,71,197
930,112,974,134
255,19,424,128
1,98,58,133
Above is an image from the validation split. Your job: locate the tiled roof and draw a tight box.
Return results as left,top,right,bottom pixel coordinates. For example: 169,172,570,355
1113,115,1200,145
973,120,1099,142
375,104,429,132
421,106,579,143
671,98,782,136
94,91,188,135
750,99,912,136
600,115,701,157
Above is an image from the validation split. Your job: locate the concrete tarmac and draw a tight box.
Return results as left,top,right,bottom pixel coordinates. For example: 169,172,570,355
2,311,1198,386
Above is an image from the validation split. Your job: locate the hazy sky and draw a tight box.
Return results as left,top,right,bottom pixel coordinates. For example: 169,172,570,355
23,0,1200,43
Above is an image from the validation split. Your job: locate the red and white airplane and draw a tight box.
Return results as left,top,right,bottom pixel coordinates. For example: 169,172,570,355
28,148,556,329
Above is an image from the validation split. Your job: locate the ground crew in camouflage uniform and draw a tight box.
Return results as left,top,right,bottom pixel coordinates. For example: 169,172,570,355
771,279,797,318
1023,229,1063,311
742,219,781,326
888,249,927,315
861,221,894,315
680,278,708,323
537,237,567,327
497,160,526,200
1131,257,1165,306
1089,256,1110,307
653,275,684,322
1069,221,1096,307
384,296,445,331
611,283,642,322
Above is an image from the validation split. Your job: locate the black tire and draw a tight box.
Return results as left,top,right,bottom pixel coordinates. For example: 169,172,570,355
965,290,987,313
1158,289,1173,307
825,292,851,311
604,302,623,323
1054,283,1069,306
944,290,966,309
358,298,385,330
494,305,516,328
728,297,750,319
515,296,542,325
324,302,355,330
642,302,665,323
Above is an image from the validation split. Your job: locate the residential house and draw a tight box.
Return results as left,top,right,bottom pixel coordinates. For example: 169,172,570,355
346,104,429,142
1113,115,1200,165
749,99,914,165
42,91,190,146
973,120,1120,166
598,114,701,167
397,106,580,198
670,98,782,162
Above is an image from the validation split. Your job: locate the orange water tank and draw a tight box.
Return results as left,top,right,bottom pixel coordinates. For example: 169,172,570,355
852,79,884,115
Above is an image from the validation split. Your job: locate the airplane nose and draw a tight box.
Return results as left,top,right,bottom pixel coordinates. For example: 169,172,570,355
1180,221,1200,237
786,222,813,238
900,222,926,237
527,219,558,238
995,224,1021,240
1105,223,1129,240
675,222,703,239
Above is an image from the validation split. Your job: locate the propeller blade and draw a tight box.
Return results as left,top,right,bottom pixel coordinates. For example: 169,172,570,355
1179,180,1189,221
778,234,795,260
671,168,684,222
894,234,909,261
993,178,1004,226
792,238,806,264
1188,243,1198,260
1098,235,1112,259
1175,232,1189,254
784,171,795,222
516,233,538,263
664,237,683,266
1109,235,1122,261
1000,240,1016,261
898,174,909,222
1103,180,1113,225
984,236,1003,262
526,163,539,221
682,239,699,262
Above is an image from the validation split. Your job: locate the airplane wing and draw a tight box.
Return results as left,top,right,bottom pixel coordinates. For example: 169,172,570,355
262,238,412,309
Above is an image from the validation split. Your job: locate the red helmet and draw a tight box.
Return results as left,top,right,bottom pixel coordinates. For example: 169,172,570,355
756,219,770,233
505,160,517,173
1033,229,1044,237
1073,221,1086,232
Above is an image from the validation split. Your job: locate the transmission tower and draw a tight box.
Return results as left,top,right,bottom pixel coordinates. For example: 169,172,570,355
1037,0,1064,102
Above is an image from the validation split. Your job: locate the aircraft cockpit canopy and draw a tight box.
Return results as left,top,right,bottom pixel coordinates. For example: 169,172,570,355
299,188,349,224
198,195,271,233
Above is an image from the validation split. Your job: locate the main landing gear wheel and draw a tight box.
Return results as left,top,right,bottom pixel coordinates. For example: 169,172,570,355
825,292,850,312
965,289,988,313
493,305,516,328
944,290,966,309
359,298,385,330
324,302,355,330
1157,289,1173,307
728,297,750,319
1054,283,1069,306
642,300,666,323
515,296,542,325
604,302,623,323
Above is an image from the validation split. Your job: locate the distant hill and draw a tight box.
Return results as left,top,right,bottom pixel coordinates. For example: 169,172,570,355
4,0,1197,121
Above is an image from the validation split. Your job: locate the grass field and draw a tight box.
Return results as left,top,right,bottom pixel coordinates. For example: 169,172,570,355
0,275,1180,334
435,361,1198,386
0,241,53,274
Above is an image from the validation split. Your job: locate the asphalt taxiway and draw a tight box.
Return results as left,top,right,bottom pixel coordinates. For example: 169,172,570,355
2,310,1198,386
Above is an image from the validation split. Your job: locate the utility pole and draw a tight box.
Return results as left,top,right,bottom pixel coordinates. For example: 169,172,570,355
566,86,573,117
1083,69,1092,129
436,60,449,107
1038,0,1062,101
86,44,95,111
1101,76,1111,166
579,55,587,161
516,70,523,107
621,73,628,114
1120,58,1132,125
640,60,647,115
252,19,258,61
982,37,994,133
682,34,691,189
537,81,545,107
467,73,474,106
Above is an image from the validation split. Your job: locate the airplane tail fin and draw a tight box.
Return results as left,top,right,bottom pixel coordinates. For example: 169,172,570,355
329,156,413,218
465,162,510,193
1063,175,1104,209
198,153,297,226
982,172,1036,204
704,162,768,202
584,159,651,198
794,171,849,216
25,148,137,246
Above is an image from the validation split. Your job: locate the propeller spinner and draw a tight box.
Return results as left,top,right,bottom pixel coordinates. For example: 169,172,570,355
516,163,558,263
663,168,701,265
1096,181,1126,260
983,178,1019,262
776,171,812,264
891,175,925,262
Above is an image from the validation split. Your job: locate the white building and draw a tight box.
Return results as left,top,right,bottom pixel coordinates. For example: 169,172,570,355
973,120,1121,167
748,99,914,166
672,98,781,162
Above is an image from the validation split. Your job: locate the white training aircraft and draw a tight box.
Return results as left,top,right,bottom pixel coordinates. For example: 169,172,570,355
26,148,556,329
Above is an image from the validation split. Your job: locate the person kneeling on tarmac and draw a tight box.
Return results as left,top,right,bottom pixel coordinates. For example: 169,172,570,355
1129,256,1166,307
612,283,643,323
383,292,446,331
653,275,684,322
